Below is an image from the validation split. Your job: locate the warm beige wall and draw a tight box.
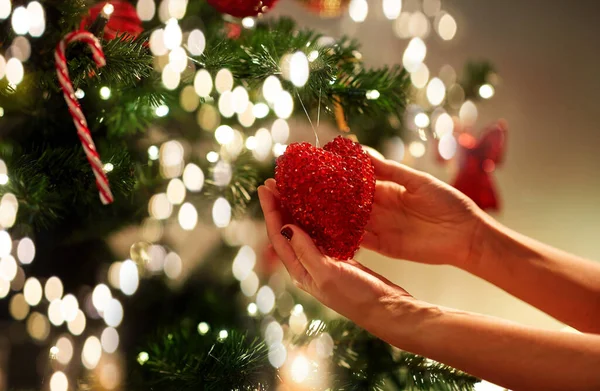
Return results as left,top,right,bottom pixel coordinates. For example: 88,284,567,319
271,0,600,330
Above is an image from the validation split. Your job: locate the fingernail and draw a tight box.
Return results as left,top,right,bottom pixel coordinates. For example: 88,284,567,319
281,227,293,241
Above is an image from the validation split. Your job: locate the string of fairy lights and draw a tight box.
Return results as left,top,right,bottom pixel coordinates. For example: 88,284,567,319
0,0,502,390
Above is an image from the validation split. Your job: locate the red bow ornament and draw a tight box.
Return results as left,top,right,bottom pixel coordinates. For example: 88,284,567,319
452,121,507,211
81,1,143,41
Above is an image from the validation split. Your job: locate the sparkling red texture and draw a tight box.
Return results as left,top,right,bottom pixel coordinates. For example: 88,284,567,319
206,0,279,18
275,136,375,260
81,1,143,41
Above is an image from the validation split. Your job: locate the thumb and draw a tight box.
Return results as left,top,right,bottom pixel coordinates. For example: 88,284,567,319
280,225,331,281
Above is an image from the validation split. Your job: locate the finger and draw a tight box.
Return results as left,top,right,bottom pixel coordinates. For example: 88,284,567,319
370,155,431,192
265,178,279,195
279,224,334,287
258,186,310,285
361,231,381,253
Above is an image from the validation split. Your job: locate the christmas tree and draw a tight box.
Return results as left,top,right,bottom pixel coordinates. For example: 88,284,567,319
0,0,499,389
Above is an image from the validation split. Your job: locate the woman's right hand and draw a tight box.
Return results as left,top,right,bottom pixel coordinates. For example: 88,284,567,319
363,156,486,269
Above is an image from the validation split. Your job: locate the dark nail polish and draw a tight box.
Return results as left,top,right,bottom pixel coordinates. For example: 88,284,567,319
281,227,293,241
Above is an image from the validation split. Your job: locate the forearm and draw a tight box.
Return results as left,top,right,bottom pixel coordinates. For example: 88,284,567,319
375,300,600,391
464,213,600,333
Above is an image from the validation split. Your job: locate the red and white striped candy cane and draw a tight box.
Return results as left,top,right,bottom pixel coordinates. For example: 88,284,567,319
54,30,114,205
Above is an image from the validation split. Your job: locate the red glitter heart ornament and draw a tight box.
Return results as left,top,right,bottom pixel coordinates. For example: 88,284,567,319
275,136,375,260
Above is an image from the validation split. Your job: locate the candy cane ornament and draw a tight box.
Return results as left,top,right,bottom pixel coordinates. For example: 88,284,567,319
55,30,114,205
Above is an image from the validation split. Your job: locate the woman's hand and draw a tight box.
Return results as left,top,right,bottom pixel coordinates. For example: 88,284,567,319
363,157,485,269
257,180,424,333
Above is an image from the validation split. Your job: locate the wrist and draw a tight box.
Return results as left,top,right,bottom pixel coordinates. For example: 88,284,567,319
462,211,508,275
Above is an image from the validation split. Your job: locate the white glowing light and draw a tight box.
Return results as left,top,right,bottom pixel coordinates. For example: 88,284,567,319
102,3,114,15
0,255,17,281
218,91,235,118
273,143,287,157
479,84,495,99
166,178,186,205
308,50,318,62
409,141,426,158
212,197,231,228
240,272,259,297
438,134,457,160
232,86,249,114
6,58,24,85
206,151,219,163
245,136,257,150
291,355,311,383
11,6,29,35
414,112,430,128
215,68,234,93
0,231,11,257
162,64,181,90
289,51,309,87
256,286,275,314
349,0,368,22
82,336,102,369
251,102,268,119
459,100,478,126
268,343,287,368
426,77,446,106
149,29,168,56
182,163,204,192
24,277,42,306
0,277,9,298
474,381,505,391
103,298,123,327
119,260,139,296
60,294,79,322
437,12,457,40
92,284,112,312
242,17,255,28
289,310,308,335
271,119,290,143
67,309,86,336
168,46,187,73
193,69,212,97
232,246,256,281
402,37,426,73
274,90,294,119
218,329,228,341
264,321,283,346
434,113,454,137
27,2,45,37
252,128,273,161
155,104,169,117
383,0,402,20
74,89,85,99
0,0,11,20
262,75,282,103
137,351,149,365
178,202,198,231
99,86,111,100
44,277,63,302
137,0,156,21
149,193,173,220
148,145,160,160
56,337,73,365
50,371,68,391
198,322,210,335
215,125,234,145
411,62,429,88
186,29,206,56
164,252,182,279
48,299,64,326
101,327,119,353
168,0,187,19
393,12,411,38
247,302,258,315
163,19,182,50
408,11,430,38
103,163,114,173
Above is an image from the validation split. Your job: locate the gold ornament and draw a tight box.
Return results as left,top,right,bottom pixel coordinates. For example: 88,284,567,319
299,0,350,18
130,241,151,272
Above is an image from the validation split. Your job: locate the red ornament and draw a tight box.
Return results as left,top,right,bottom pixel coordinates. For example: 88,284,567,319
452,121,507,211
81,1,143,41
275,136,375,260
207,0,279,18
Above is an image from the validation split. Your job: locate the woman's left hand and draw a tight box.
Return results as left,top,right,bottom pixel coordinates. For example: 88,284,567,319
257,179,419,333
